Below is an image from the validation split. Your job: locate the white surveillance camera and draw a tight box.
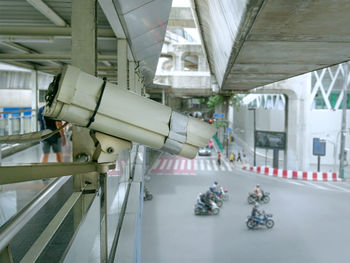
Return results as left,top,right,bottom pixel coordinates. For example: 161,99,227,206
44,65,216,158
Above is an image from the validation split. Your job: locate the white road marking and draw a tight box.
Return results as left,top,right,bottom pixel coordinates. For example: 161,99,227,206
220,164,226,171
304,181,329,190
187,160,192,169
325,182,350,193
206,160,212,171
287,180,305,186
200,160,205,170
174,160,179,170
194,160,198,170
180,159,185,170
159,159,167,170
223,160,232,171
166,160,173,170
212,160,218,171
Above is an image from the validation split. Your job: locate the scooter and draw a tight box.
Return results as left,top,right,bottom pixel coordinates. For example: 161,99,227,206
246,211,274,229
247,191,270,204
194,200,220,216
211,194,223,207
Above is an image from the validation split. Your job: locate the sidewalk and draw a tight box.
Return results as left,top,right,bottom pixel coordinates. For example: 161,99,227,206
218,138,349,179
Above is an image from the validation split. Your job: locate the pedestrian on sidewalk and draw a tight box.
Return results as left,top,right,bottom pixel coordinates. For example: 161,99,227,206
217,151,221,165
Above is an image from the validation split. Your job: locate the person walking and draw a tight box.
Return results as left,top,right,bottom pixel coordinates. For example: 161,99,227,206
217,151,221,165
38,106,66,163
236,152,242,163
230,152,235,164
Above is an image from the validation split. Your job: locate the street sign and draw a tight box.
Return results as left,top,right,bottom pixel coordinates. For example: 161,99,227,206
226,127,232,133
313,138,326,156
255,130,286,150
213,113,225,118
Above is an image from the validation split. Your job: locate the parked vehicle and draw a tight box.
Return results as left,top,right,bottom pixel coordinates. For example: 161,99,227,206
194,201,220,216
246,211,274,229
247,191,270,204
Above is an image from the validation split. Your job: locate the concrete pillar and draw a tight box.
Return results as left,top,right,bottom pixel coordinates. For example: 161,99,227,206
135,72,143,96
71,0,99,235
30,70,38,131
129,61,136,92
71,0,98,164
283,75,311,171
71,0,97,75
174,54,183,71
198,56,207,72
162,89,166,105
118,39,128,89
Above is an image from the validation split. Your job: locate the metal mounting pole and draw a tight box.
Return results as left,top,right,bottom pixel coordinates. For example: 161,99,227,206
100,172,108,262
253,109,256,166
339,62,349,179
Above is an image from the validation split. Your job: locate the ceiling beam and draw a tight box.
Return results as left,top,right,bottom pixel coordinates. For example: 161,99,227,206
36,65,117,71
0,26,115,38
0,54,117,61
1,61,36,70
0,41,37,53
27,0,68,27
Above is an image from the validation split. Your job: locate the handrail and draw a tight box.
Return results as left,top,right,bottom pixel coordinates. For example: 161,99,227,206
0,176,71,252
0,109,35,115
108,144,139,263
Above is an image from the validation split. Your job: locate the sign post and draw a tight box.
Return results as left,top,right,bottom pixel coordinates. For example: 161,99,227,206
313,138,326,172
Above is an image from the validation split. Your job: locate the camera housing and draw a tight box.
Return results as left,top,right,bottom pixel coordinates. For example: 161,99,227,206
44,65,216,158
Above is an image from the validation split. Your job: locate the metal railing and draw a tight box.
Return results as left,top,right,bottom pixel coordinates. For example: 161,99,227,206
0,109,37,137
0,176,71,253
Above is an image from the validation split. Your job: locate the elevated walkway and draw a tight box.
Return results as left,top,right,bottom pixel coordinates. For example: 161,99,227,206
195,0,350,91
0,143,150,262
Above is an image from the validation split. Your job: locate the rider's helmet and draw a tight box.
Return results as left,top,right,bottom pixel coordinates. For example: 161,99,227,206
254,202,259,208
256,184,260,188
214,181,218,186
209,186,215,192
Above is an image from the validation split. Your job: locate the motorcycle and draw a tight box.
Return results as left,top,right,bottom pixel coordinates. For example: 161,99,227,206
246,211,274,229
218,187,229,201
211,194,223,207
194,200,220,216
247,191,270,204
143,187,153,201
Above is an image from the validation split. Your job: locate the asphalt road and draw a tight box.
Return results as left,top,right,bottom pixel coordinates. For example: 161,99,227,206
142,154,350,263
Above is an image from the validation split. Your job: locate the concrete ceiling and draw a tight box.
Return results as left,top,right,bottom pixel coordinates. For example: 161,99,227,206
194,0,350,92
0,0,172,86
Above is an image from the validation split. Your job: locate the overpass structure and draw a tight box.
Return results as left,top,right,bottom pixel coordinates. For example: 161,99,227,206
194,0,350,92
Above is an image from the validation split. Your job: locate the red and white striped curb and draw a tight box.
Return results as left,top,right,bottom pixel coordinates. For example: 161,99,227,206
243,165,344,182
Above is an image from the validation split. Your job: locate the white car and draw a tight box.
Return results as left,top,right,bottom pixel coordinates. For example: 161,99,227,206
198,147,211,156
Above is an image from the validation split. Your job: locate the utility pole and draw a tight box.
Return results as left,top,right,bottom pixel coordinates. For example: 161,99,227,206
339,62,349,179
248,107,257,166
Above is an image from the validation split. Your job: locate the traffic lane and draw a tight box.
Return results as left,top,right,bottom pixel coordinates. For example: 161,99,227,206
142,169,350,263
231,169,350,263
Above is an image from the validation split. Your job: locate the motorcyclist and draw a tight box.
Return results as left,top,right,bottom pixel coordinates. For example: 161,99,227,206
251,203,262,219
197,193,206,211
212,182,220,196
254,184,263,201
204,189,214,209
